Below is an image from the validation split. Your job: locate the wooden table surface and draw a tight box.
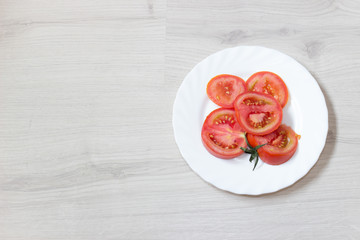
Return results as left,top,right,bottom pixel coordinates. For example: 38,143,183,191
1,0,359,239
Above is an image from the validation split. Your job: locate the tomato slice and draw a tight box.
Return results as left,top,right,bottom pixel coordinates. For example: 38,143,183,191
246,71,289,108
201,108,247,159
247,124,300,165
234,92,282,135
207,74,246,108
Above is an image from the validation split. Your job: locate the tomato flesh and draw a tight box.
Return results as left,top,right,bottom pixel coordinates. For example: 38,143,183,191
201,108,247,159
234,92,282,135
246,71,289,108
207,74,246,108
247,124,300,165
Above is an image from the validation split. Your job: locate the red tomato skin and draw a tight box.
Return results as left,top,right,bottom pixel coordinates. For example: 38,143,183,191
201,127,242,159
247,125,299,165
246,71,289,108
201,108,246,159
234,92,283,136
207,74,246,108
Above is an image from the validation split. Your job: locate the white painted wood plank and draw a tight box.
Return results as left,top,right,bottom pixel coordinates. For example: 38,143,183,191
0,0,359,239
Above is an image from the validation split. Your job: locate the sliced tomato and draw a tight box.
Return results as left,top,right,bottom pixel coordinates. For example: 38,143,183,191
246,71,289,108
201,108,247,159
247,124,300,165
234,92,282,135
207,74,246,108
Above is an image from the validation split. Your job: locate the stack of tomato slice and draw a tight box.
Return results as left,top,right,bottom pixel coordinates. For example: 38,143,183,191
201,72,300,167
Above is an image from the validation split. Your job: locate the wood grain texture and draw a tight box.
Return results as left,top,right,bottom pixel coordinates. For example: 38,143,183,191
0,0,359,239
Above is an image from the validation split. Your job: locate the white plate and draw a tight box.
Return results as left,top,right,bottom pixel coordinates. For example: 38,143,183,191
172,46,328,195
